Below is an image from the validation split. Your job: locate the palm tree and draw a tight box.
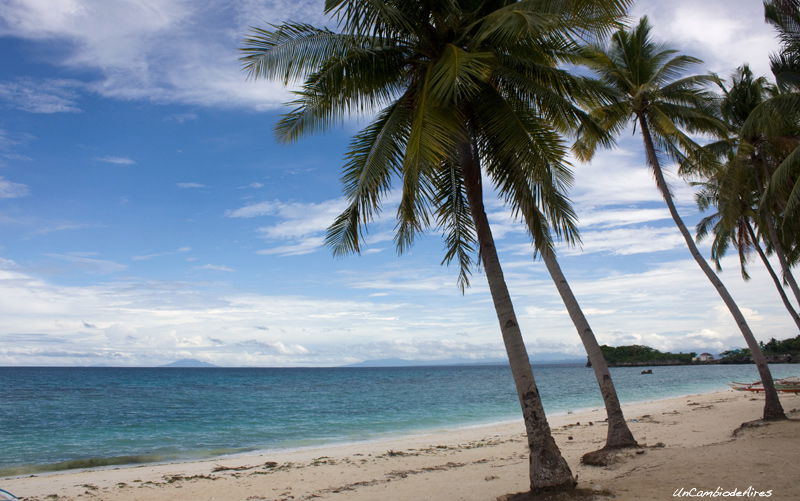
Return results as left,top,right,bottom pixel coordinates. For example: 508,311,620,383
719,65,800,310
693,65,800,329
575,17,786,420
240,0,632,491
765,0,800,91
739,1,800,302
694,167,800,329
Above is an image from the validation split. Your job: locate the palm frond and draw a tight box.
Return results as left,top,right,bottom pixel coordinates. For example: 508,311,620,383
326,98,412,255
433,160,477,292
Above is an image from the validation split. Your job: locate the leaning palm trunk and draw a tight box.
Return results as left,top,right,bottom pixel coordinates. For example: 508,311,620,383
460,141,575,492
745,222,800,330
541,250,638,448
638,115,785,420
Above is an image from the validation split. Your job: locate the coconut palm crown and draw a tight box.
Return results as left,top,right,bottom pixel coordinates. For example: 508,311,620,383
240,0,632,492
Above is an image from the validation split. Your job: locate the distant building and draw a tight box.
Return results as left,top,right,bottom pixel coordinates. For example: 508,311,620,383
693,352,715,362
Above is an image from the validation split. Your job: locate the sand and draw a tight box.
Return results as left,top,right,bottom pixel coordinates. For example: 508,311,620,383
3,389,799,501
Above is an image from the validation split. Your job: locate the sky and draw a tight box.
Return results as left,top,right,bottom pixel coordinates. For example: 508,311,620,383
0,0,795,367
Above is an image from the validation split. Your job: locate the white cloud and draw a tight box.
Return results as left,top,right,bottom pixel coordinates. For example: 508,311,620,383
228,197,393,256
176,182,205,188
256,236,326,256
256,199,346,239
502,226,687,257
0,177,29,198
0,0,327,111
564,226,687,256
236,339,308,355
225,200,281,218
634,0,779,78
0,249,795,366
348,268,462,294
570,141,697,209
97,156,135,165
577,207,671,229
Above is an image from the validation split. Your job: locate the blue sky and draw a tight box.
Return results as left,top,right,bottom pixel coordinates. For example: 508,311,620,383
0,0,795,367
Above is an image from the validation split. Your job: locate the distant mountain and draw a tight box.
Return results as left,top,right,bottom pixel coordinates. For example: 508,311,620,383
160,358,217,368
344,354,583,368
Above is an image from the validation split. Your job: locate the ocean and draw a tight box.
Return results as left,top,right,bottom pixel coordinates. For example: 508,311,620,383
1,363,796,476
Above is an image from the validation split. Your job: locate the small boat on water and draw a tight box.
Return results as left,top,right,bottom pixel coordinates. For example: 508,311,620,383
729,377,800,393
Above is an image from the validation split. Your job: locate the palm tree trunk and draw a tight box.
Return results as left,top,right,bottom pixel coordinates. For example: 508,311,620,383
745,222,800,330
540,250,638,448
460,140,575,492
637,115,785,420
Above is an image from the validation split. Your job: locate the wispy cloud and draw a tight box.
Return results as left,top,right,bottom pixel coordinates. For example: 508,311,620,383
227,198,344,256
228,197,396,256
0,177,29,198
570,145,697,209
225,200,282,218
577,207,671,229
44,252,127,274
30,221,101,236
97,156,135,165
176,182,205,189
563,226,687,256
165,112,197,123
256,236,326,257
0,78,83,113
195,264,235,272
503,226,687,257
256,200,346,240
132,246,191,261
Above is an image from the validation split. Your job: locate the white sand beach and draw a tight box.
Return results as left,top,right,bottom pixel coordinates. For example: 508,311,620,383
3,389,799,501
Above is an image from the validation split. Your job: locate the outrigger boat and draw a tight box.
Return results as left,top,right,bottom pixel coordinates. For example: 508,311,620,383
728,377,800,393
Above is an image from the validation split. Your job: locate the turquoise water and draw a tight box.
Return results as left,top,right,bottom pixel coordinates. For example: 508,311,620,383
1,364,797,476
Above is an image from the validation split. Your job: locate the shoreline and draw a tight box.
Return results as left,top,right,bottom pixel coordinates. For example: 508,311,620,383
5,389,799,500
1,386,736,480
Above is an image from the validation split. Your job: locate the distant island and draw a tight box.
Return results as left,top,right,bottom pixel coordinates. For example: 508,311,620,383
592,345,698,367
160,358,217,368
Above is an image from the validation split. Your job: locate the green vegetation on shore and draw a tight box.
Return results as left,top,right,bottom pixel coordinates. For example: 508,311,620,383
596,345,695,366
597,334,800,366
720,334,800,363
